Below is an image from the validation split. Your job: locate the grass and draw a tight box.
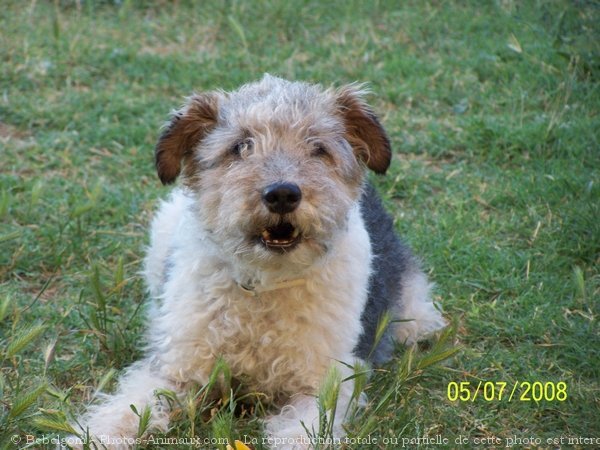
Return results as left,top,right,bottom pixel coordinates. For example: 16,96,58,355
1,0,598,448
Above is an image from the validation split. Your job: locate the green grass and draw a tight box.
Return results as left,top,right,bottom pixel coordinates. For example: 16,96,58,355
1,0,598,448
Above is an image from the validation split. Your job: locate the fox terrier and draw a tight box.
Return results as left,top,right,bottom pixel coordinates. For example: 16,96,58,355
73,74,446,449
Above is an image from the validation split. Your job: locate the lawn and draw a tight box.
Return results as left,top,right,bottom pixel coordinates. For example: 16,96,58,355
1,0,598,449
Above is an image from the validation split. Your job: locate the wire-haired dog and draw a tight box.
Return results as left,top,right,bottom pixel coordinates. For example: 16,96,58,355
74,75,446,449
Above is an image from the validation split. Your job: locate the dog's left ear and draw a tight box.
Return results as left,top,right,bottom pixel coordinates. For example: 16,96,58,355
336,86,392,174
155,93,220,185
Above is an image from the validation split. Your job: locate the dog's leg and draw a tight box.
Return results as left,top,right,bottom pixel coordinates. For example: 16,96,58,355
264,363,359,450
395,271,447,345
73,359,177,449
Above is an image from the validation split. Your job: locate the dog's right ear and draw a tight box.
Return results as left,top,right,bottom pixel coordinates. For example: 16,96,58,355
336,85,392,175
155,93,220,185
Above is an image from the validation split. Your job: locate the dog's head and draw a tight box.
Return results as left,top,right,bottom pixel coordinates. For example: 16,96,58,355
155,75,391,269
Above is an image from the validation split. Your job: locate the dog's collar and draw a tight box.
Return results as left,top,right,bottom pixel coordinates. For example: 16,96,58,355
238,278,307,297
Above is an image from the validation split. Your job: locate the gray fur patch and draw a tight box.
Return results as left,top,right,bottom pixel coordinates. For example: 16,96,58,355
353,182,418,364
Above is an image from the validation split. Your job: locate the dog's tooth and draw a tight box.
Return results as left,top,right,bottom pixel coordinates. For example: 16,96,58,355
292,228,300,238
262,230,271,239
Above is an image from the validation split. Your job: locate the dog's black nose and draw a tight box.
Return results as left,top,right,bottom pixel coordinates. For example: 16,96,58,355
262,182,302,214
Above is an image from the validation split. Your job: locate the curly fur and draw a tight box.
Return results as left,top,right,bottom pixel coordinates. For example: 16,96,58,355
70,75,446,450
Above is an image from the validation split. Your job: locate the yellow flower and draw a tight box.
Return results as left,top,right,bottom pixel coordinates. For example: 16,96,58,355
226,440,252,450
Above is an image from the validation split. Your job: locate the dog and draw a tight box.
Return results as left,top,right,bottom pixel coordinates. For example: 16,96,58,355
72,74,446,449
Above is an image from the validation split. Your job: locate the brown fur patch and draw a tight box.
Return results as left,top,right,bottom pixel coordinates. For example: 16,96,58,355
336,86,392,174
155,93,220,185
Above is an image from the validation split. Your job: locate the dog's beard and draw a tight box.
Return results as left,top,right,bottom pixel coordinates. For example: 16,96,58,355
207,212,341,275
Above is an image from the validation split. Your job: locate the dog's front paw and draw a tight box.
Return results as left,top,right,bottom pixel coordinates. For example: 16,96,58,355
263,431,311,450
263,395,321,450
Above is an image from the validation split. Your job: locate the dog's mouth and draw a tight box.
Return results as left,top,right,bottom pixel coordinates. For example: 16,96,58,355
260,222,300,250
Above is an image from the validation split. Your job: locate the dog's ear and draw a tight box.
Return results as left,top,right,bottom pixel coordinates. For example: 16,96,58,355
336,85,391,174
155,93,220,185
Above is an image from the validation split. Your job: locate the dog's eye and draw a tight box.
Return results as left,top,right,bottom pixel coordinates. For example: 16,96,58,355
311,143,329,158
231,138,253,158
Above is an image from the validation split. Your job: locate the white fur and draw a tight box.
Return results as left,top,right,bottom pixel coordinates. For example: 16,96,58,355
75,189,373,449
395,272,447,345
147,190,370,388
